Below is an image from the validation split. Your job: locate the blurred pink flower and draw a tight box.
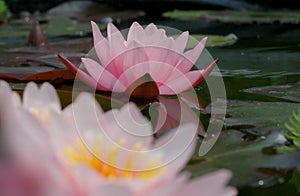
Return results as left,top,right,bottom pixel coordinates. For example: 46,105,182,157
59,22,218,98
62,93,236,195
0,81,236,196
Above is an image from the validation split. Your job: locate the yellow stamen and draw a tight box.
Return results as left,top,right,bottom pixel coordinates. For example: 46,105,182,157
64,136,165,181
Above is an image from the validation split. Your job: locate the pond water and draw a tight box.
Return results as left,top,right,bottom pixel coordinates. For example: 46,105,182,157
0,11,299,195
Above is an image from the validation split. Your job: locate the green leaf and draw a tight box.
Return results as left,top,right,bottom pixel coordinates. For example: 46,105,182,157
0,0,8,19
225,100,300,134
278,108,300,152
190,34,238,48
186,130,300,187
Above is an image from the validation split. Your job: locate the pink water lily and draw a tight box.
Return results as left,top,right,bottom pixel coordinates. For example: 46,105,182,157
59,21,218,98
0,81,236,196
63,93,236,195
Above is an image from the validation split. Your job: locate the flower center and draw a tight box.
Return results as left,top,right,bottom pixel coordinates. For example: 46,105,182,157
64,135,165,181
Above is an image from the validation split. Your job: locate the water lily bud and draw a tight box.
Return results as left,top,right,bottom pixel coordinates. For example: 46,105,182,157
27,20,48,46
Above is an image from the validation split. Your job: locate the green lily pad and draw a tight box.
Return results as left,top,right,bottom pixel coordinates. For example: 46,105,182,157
223,100,299,132
186,129,300,187
163,10,300,24
163,10,210,21
183,33,238,48
244,82,300,103
171,33,237,48
225,100,300,134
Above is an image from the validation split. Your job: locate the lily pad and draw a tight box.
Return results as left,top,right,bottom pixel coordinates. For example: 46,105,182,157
244,82,300,103
0,53,84,80
188,33,238,48
224,100,300,134
0,69,75,83
186,129,300,187
171,33,237,49
163,10,300,24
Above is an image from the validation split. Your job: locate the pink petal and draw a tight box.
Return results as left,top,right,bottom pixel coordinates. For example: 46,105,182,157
144,23,158,36
58,54,107,91
116,63,147,88
23,82,61,112
119,56,182,89
160,58,218,95
40,83,61,112
144,23,167,44
94,34,111,66
92,184,133,196
159,70,203,95
103,102,153,148
127,22,145,43
23,82,39,108
153,97,205,136
174,31,189,53
70,93,107,145
0,80,11,90
82,57,125,91
122,40,149,76
107,23,126,58
148,62,181,85
153,123,197,172
192,58,219,88
176,37,207,73
1,97,52,167
99,40,149,82
0,81,21,106
91,21,105,46
145,38,181,66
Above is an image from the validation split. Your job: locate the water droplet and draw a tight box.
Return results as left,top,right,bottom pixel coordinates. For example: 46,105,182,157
258,180,264,186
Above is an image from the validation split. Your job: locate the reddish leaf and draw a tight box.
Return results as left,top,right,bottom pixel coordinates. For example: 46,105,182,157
0,69,75,82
